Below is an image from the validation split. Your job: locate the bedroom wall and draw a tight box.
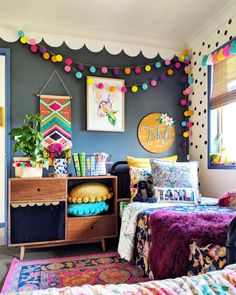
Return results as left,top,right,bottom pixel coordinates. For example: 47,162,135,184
0,39,187,176
187,12,236,198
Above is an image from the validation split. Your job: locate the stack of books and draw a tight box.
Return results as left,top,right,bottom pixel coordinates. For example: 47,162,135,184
72,153,96,176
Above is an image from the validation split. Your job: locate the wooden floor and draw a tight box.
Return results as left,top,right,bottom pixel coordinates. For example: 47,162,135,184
0,238,118,290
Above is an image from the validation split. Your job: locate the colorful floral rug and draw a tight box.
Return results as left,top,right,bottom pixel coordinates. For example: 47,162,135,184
2,252,149,293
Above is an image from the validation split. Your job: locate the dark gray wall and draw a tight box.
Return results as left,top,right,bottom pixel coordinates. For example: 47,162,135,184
0,39,188,175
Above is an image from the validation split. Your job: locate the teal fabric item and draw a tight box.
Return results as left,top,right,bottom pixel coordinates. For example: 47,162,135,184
67,201,109,216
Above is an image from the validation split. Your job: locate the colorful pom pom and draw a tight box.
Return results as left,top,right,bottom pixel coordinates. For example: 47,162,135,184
39,47,47,54
56,54,63,62
183,131,189,138
186,121,193,127
131,86,138,92
76,72,82,79
181,121,187,127
165,59,171,66
160,74,166,81
65,58,72,65
29,38,36,45
188,77,194,84
124,67,131,75
175,62,181,69
30,45,38,53
155,62,161,68
142,83,148,90
150,80,157,87
101,67,108,74
64,65,71,72
18,30,25,37
43,52,50,60
181,99,187,106
20,36,27,44
51,55,57,63
77,64,84,71
134,67,141,74
167,69,173,76
113,68,119,75
89,66,96,73
145,65,151,72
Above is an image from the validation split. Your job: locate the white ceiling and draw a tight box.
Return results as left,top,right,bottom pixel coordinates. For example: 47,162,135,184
0,0,234,56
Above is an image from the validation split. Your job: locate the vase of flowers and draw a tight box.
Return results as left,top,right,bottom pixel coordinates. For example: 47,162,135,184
47,142,71,177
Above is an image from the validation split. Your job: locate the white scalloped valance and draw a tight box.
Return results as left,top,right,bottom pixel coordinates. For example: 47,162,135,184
0,27,179,59
11,201,60,208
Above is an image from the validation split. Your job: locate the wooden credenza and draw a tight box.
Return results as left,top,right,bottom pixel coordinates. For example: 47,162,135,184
8,176,118,259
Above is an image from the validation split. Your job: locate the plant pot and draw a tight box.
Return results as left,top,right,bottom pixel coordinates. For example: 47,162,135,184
13,157,43,178
53,158,68,177
15,166,43,178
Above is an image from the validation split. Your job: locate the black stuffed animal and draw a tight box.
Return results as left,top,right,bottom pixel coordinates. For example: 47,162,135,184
133,179,157,203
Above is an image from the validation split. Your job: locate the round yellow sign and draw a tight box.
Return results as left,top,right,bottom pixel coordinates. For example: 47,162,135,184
137,113,175,153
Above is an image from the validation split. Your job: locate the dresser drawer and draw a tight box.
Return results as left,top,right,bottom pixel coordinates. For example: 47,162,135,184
67,216,117,240
10,179,66,202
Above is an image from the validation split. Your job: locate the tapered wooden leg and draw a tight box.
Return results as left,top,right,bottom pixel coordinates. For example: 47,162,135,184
101,238,106,252
20,246,25,260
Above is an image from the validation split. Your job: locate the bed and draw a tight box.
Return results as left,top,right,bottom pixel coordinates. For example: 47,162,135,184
111,161,236,280
3,264,236,294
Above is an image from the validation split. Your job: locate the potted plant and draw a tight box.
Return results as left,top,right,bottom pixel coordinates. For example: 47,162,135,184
46,142,71,177
9,113,49,177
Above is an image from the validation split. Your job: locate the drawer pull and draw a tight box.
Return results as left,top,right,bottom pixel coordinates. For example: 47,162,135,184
90,226,94,230
37,188,41,192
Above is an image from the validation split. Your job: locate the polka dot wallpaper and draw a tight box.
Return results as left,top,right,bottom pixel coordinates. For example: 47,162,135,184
188,16,236,198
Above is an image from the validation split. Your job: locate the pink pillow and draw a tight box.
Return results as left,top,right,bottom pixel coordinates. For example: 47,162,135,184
218,190,236,207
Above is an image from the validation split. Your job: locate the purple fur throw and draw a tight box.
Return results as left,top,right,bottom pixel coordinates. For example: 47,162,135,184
149,209,236,280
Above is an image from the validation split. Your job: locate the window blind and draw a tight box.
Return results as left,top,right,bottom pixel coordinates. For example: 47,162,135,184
211,55,236,109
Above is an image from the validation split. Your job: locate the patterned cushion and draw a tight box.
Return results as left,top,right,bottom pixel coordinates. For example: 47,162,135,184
129,166,152,200
68,182,113,203
188,241,226,276
67,202,109,216
150,160,200,203
126,155,178,168
218,190,236,208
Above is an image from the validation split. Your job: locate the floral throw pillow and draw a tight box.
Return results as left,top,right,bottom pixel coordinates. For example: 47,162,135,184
188,241,226,276
129,166,152,200
150,160,200,203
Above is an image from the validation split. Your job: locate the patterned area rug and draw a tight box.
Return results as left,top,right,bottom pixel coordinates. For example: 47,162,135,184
2,252,149,293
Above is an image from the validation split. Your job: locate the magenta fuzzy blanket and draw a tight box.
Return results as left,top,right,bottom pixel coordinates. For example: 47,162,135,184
149,210,236,280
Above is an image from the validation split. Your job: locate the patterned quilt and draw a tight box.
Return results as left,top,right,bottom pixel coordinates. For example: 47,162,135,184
3,264,236,295
135,205,235,278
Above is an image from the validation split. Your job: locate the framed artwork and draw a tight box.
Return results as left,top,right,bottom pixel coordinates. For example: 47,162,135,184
137,112,175,153
86,76,125,132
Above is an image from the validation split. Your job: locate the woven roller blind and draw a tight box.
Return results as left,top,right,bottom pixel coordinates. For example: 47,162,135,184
211,55,236,109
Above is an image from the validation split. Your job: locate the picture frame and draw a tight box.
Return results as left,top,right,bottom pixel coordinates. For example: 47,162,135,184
86,76,125,132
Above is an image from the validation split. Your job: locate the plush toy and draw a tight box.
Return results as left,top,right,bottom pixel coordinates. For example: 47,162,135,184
133,179,157,203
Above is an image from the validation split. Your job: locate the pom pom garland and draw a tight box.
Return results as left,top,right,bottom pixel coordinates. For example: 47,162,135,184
134,67,141,74
101,67,108,74
124,67,131,74
98,83,104,89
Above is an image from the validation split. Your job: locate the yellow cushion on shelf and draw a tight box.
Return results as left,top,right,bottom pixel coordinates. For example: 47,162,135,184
126,155,178,168
68,182,113,204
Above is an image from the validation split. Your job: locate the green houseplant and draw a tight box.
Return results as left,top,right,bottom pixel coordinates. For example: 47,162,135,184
9,113,49,177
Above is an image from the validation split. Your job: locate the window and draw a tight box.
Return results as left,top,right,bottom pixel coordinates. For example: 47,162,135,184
209,54,236,167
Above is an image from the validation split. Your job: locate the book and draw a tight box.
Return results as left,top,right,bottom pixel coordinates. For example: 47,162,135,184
85,155,91,176
90,155,96,176
79,152,86,176
72,153,81,176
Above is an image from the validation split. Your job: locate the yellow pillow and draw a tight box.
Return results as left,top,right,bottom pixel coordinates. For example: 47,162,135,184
68,182,113,204
126,155,178,168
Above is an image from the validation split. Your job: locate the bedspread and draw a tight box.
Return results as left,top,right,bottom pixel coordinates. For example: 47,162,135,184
135,205,236,278
118,197,218,262
4,264,236,295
